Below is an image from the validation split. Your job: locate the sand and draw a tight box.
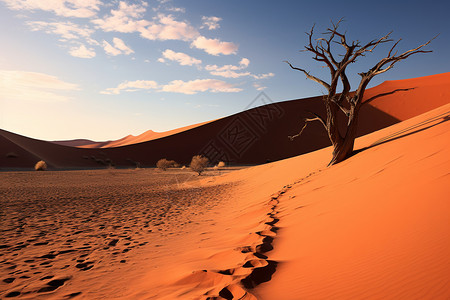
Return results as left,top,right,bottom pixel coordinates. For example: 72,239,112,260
2,103,447,299
0,168,239,299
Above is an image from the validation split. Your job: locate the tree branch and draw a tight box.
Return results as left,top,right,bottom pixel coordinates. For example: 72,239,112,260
284,61,331,90
288,112,327,141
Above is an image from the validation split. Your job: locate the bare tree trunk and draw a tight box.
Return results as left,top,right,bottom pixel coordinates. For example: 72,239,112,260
329,111,358,165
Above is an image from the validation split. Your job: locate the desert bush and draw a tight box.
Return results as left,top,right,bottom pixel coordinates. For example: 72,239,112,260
190,155,209,175
157,158,179,171
34,160,47,171
213,161,226,170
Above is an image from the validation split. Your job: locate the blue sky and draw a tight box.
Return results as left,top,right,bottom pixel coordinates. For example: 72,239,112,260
0,0,449,141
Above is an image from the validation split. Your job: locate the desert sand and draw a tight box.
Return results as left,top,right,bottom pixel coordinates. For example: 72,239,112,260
1,106,449,299
1,73,449,299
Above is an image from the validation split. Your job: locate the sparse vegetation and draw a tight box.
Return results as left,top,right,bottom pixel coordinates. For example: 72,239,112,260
213,161,226,170
190,155,209,175
34,160,47,171
157,158,179,171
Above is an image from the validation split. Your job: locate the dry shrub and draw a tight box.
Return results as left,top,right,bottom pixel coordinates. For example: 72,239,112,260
34,160,47,171
190,155,209,175
157,158,179,171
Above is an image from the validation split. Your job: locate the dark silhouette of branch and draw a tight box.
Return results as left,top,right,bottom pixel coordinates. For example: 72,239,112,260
284,60,330,90
288,112,327,141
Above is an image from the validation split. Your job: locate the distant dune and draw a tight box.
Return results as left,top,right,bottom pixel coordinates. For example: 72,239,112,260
51,120,214,148
1,72,449,170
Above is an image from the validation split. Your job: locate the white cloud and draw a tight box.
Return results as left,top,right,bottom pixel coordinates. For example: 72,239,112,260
161,79,242,94
102,37,134,56
191,36,238,55
0,70,79,102
165,6,185,13
205,58,252,78
138,14,198,41
101,80,158,94
205,58,274,80
201,16,222,30
160,49,201,66
93,4,197,41
26,21,98,45
239,58,250,68
103,78,241,95
112,37,134,54
252,72,275,79
102,40,121,56
1,0,101,18
92,1,149,33
253,83,267,91
208,70,251,78
92,4,238,56
69,44,96,58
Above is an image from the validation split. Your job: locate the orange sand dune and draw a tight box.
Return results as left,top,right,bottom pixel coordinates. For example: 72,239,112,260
363,72,450,120
0,105,448,298
1,72,449,170
148,103,449,299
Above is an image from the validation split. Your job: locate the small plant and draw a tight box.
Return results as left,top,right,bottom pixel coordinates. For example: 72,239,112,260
213,161,226,170
34,160,47,171
157,158,178,171
190,155,209,175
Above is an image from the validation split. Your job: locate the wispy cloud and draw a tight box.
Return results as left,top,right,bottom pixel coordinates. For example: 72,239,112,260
201,16,222,30
102,37,134,56
102,78,241,95
26,21,97,44
101,80,159,95
253,82,267,91
1,0,101,18
0,70,79,102
91,1,149,33
93,3,237,55
138,14,199,41
205,58,251,78
69,44,96,58
161,79,242,94
158,49,201,66
191,36,238,56
252,72,275,79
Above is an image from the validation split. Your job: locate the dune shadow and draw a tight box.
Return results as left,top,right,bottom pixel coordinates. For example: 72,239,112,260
353,111,450,156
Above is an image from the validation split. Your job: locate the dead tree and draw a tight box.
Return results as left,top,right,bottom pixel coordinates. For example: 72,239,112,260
286,19,435,165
